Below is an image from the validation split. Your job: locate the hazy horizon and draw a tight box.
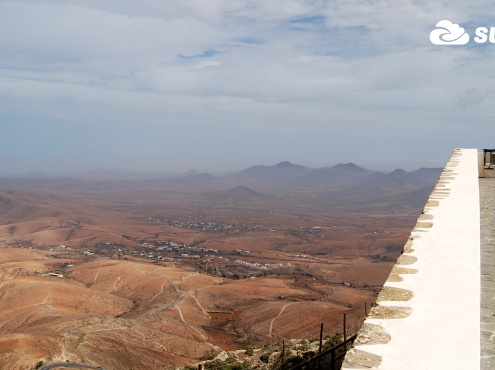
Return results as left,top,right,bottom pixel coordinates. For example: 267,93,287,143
1,1,494,176
0,159,444,180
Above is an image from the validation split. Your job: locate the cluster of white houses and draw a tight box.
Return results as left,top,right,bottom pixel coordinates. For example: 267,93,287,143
234,259,292,269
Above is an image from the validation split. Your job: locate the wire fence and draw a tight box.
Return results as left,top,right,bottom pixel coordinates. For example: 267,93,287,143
196,301,374,370
265,301,375,370
289,334,357,370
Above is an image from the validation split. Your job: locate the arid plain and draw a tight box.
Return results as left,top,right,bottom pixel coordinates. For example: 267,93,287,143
0,162,441,369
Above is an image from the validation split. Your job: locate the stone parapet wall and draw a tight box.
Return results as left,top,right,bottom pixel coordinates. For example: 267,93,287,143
342,148,480,370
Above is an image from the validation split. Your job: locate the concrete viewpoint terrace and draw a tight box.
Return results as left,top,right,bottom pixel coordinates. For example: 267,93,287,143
343,148,484,369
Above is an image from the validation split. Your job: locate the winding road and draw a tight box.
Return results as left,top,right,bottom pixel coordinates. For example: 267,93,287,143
269,302,292,338
39,363,104,370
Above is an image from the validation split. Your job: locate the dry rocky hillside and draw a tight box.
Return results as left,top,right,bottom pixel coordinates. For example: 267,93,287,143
0,247,371,369
0,163,441,369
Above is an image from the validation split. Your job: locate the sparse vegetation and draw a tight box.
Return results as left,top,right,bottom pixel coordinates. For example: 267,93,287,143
244,346,254,356
182,333,350,370
323,332,344,350
201,349,219,361
203,359,251,370
7,225,16,236
259,350,275,363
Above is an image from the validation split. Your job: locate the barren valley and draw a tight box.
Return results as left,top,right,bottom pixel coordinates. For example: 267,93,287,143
0,162,441,369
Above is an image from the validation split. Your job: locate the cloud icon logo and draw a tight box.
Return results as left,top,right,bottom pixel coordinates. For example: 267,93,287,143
430,20,470,45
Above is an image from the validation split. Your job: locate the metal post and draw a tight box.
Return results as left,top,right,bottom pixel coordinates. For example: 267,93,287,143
317,323,324,370
331,346,336,370
281,339,285,370
343,313,347,341
319,323,324,354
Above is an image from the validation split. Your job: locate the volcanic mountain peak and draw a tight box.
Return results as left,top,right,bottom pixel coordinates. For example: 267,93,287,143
335,166,443,197
275,161,295,167
389,168,408,176
293,162,372,188
208,185,273,201
410,167,443,180
331,163,368,172
233,161,311,181
373,168,441,185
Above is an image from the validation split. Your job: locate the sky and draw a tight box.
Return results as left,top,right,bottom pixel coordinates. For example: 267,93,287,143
2,0,495,176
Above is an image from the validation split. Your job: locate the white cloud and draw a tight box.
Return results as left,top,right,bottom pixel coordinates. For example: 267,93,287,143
1,0,495,172
455,87,493,108
0,2,226,63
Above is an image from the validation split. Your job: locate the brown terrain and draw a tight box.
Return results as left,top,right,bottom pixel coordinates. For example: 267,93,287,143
0,162,441,369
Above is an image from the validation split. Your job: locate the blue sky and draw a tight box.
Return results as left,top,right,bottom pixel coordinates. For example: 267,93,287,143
1,0,495,175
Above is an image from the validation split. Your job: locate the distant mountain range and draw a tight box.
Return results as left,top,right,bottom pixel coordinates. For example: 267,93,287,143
222,161,442,195
330,167,443,197
230,161,312,181
0,161,443,195
294,163,373,188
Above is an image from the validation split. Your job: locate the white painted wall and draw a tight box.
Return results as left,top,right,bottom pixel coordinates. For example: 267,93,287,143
343,148,481,370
